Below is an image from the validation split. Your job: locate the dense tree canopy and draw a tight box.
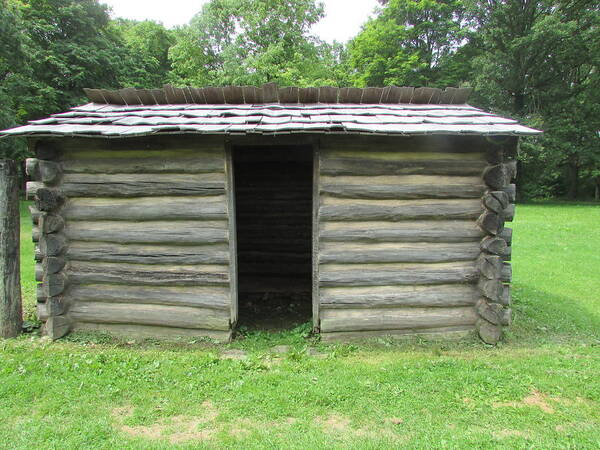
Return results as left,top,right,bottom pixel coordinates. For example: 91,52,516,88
0,0,598,198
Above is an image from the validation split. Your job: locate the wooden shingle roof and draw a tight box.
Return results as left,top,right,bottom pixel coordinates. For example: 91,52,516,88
1,84,541,138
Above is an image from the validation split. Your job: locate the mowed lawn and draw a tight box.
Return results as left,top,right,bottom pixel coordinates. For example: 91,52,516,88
1,202,598,449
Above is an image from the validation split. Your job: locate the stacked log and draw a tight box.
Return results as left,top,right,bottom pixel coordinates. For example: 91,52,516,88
317,135,491,340
26,142,70,339
475,137,517,344
25,137,234,341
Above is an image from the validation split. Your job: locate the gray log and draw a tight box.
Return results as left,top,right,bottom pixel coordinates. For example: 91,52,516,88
320,200,482,221
480,236,508,255
477,210,504,235
38,160,62,185
321,158,487,176
320,307,477,333
320,284,481,308
478,278,503,302
483,165,508,189
0,160,22,337
476,254,503,279
503,184,516,202
320,183,485,200
499,227,513,245
64,220,228,244
37,297,68,320
320,325,474,342
69,262,229,286
35,187,64,212
29,206,41,225
43,256,66,275
62,197,227,221
67,241,229,265
503,204,515,221
44,315,71,340
500,285,511,306
26,181,42,200
59,173,225,197
25,158,40,179
320,221,485,243
32,226,40,243
40,233,67,256
319,263,478,287
501,263,512,282
62,157,224,174
35,263,43,282
505,159,517,181
483,191,510,213
320,243,480,264
69,302,230,331
476,299,505,325
477,319,502,344
42,272,68,297
39,214,65,233
67,284,230,310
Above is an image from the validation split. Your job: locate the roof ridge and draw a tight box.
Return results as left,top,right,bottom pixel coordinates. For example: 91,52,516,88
83,83,473,106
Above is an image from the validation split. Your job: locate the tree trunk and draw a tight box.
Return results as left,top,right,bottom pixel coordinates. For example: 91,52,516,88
567,157,579,200
0,160,22,338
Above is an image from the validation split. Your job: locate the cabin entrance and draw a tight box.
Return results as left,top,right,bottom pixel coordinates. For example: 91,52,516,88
232,145,313,330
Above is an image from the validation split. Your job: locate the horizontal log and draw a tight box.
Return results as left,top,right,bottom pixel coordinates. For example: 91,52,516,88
62,196,228,221
483,164,509,189
319,262,478,286
41,272,67,297
36,283,45,302
67,241,229,265
477,319,502,344
35,263,43,281
320,284,482,308
26,181,42,200
477,210,504,235
44,315,71,340
40,233,67,256
35,141,59,160
64,220,228,244
321,158,487,177
320,183,485,200
35,187,64,212
480,236,508,255
67,284,230,310
62,156,224,174
501,263,512,282
43,256,66,274
39,214,65,234
37,297,67,320
483,191,509,213
25,158,39,179
320,198,483,221
499,227,512,245
319,242,480,264
60,173,225,197
35,245,43,262
320,306,477,332
503,184,516,202
319,220,485,243
503,204,515,221
32,226,40,243
69,302,230,330
320,325,474,342
29,206,41,225
500,285,511,306
476,299,506,325
322,148,486,161
68,261,229,286
505,159,517,180
476,254,503,279
478,278,510,303
36,160,62,185
72,322,231,342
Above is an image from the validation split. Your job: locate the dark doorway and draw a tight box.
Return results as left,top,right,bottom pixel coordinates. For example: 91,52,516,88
233,145,313,330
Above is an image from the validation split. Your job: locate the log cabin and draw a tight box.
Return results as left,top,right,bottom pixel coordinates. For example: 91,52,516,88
0,84,541,344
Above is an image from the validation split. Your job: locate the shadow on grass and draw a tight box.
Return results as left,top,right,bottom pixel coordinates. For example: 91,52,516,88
507,282,600,345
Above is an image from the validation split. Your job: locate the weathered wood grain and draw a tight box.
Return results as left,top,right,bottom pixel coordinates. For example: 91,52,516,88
480,236,508,255
320,306,478,332
59,173,225,197
67,284,230,309
67,241,229,265
319,220,485,243
68,261,229,286
319,262,478,286
62,196,228,221
320,198,483,221
69,302,230,330
0,159,22,337
320,183,486,200
72,322,231,342
44,315,71,340
39,214,65,233
319,242,480,264
40,233,67,256
62,156,224,174
320,325,474,342
321,158,487,177
64,220,228,244
477,210,504,235
477,319,502,344
320,284,481,308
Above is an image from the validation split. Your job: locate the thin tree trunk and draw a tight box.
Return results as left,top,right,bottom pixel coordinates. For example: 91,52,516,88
567,158,579,200
0,159,22,338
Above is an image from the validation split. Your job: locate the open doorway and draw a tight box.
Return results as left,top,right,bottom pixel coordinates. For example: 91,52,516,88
233,145,313,330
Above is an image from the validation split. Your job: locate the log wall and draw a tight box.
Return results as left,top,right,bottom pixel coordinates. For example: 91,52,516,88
316,135,516,342
26,137,235,341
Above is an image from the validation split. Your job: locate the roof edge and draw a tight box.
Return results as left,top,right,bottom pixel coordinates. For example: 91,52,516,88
84,84,473,106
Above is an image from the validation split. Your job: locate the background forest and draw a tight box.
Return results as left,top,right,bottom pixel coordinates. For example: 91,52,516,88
1,0,599,199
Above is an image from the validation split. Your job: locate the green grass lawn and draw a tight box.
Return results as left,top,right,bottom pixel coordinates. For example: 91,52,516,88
1,201,599,449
